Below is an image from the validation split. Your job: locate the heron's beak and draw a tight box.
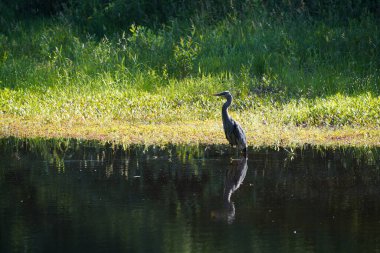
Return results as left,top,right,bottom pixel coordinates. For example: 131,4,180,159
213,92,224,96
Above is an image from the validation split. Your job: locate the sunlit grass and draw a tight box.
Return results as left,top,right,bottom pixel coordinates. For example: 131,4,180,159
2,114,380,147
1,81,379,126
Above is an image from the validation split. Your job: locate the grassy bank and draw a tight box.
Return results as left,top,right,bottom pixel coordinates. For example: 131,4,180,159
2,115,380,147
0,10,379,147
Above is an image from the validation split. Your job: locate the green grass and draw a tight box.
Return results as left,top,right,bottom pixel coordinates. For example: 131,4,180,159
0,14,379,146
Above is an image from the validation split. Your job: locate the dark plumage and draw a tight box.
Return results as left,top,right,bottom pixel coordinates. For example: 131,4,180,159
214,91,247,156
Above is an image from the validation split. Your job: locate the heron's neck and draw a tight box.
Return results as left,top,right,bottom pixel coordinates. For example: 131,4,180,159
222,96,232,123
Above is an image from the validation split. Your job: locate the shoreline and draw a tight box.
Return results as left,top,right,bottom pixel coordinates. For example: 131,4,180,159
1,115,379,148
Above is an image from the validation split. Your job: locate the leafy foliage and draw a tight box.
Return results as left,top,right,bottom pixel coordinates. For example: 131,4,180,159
0,1,379,135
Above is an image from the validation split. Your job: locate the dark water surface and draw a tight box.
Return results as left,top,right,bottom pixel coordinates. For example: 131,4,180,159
1,139,380,253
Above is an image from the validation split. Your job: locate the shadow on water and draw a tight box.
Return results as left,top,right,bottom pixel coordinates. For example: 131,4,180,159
1,137,380,252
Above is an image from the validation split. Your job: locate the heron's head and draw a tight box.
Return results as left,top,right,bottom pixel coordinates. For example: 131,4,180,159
213,91,232,99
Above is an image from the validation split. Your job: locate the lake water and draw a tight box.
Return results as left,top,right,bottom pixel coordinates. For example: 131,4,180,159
1,138,380,253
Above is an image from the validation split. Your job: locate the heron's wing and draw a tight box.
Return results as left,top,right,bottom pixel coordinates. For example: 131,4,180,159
225,121,237,146
231,120,247,148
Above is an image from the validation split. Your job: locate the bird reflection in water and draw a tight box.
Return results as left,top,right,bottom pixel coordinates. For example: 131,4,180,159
211,157,248,223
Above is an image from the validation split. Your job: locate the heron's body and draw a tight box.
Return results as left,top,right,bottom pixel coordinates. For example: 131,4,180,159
214,91,247,156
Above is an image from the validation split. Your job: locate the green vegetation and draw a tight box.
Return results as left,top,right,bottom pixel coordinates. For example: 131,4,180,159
0,0,379,146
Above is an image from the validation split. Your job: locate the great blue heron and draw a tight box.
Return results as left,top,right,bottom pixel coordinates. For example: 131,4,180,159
214,91,247,156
